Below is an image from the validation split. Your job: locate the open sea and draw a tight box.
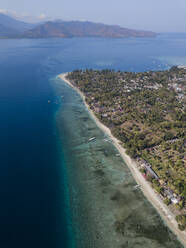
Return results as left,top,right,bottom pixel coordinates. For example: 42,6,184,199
0,34,185,248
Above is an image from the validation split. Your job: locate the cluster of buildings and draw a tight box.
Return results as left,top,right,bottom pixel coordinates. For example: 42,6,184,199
117,75,163,92
139,159,181,205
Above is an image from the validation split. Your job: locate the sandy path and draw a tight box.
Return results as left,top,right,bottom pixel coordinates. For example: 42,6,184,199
58,73,186,247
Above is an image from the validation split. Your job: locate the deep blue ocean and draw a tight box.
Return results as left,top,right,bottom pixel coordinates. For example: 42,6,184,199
0,34,186,248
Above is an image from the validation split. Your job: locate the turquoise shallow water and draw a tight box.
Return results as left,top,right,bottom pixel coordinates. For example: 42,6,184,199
0,34,186,247
54,78,184,248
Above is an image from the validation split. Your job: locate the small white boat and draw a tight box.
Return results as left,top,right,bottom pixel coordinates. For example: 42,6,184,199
133,184,141,190
89,137,96,142
116,153,120,157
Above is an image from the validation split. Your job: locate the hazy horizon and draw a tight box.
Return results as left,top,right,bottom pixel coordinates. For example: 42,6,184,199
0,0,186,32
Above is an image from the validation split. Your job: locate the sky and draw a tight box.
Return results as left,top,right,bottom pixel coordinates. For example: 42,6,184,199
0,0,186,32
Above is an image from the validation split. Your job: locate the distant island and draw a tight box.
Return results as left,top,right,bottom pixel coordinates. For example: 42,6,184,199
23,21,156,39
0,13,156,39
59,66,186,244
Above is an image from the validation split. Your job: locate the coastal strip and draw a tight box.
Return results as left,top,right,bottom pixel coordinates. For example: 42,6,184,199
58,73,186,247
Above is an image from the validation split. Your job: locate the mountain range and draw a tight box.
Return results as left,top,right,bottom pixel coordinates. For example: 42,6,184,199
0,13,156,39
0,13,34,37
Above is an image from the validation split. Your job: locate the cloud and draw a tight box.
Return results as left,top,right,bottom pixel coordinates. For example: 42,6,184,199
0,8,51,23
38,13,47,20
0,8,64,24
0,8,17,16
0,8,7,13
0,8,30,20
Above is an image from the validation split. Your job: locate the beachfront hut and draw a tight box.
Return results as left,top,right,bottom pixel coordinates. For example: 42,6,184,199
144,163,159,180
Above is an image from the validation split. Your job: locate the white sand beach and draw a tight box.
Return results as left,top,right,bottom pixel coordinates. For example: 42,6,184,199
58,73,186,247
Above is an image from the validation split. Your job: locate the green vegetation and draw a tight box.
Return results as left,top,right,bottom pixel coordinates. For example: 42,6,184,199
164,198,171,206
67,67,186,224
175,215,186,231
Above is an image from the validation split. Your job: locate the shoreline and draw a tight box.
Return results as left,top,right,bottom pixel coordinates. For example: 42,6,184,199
58,72,186,247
